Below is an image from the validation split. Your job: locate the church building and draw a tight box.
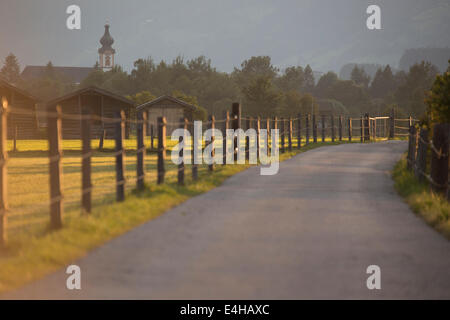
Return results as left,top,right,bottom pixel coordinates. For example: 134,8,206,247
21,24,117,85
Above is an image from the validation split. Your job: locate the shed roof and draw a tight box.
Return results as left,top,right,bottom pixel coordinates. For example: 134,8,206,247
137,95,198,111
46,86,134,107
0,76,41,102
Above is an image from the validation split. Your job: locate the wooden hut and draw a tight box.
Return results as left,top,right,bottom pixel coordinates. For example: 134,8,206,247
46,86,134,139
136,95,198,134
0,77,41,139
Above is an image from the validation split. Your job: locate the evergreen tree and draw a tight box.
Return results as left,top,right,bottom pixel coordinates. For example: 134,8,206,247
351,65,370,88
370,65,395,98
0,53,21,83
303,65,315,93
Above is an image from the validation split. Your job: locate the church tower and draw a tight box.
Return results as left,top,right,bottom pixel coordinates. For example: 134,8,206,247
98,24,115,70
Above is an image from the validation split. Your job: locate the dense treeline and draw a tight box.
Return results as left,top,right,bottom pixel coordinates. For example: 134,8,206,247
0,52,445,120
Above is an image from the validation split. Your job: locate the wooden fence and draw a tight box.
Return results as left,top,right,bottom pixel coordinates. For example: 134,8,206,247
406,122,449,200
0,98,416,245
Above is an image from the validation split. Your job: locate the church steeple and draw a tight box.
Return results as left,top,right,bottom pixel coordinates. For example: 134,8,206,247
98,24,115,70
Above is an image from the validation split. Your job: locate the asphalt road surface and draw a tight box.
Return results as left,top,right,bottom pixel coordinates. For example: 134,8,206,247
5,140,450,299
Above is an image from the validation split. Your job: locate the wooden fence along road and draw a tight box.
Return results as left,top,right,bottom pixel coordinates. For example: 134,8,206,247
0,95,434,246
406,123,450,198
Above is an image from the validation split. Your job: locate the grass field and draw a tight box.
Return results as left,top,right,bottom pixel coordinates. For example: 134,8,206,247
6,138,186,235
393,155,450,239
0,135,364,293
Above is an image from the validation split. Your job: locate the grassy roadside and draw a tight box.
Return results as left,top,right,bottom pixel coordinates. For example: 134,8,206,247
0,140,349,294
392,155,450,239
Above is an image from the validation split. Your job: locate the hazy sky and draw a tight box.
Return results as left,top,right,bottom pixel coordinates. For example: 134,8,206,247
0,0,449,73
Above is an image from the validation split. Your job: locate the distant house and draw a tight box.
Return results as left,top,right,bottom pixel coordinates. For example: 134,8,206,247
46,86,134,139
137,95,199,134
21,66,94,85
0,77,41,139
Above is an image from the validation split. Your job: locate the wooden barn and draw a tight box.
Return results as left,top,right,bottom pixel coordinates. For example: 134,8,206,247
137,95,198,134
0,77,41,139
46,86,134,139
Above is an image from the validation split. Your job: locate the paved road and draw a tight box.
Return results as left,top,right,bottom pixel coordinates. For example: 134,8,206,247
5,140,450,299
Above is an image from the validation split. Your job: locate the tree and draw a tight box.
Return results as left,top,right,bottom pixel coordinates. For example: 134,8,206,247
370,65,395,99
300,93,319,115
277,66,304,93
130,58,155,93
303,64,315,93
426,60,450,123
81,68,106,88
282,90,303,116
126,90,156,105
233,56,278,88
0,53,21,83
93,65,131,95
351,65,370,88
187,56,214,76
173,90,207,120
315,72,338,97
241,76,282,117
395,61,438,117
326,80,370,114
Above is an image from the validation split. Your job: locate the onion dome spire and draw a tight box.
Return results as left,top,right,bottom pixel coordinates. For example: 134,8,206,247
98,24,115,54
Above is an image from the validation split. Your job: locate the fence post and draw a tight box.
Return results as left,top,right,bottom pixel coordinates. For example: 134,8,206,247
306,114,310,145
81,104,92,214
389,108,395,139
208,115,215,171
0,97,8,245
331,115,335,142
191,120,198,180
157,116,166,184
137,111,146,191
313,114,317,143
223,111,229,165
415,127,428,182
245,117,251,161
98,127,106,150
409,116,413,128
407,125,417,171
373,118,377,141
48,104,63,229
13,124,17,152
364,113,370,141
280,118,285,153
288,117,293,151
266,118,270,155
321,115,325,142
360,116,364,142
115,110,125,201
348,117,352,142
232,103,241,162
256,116,261,159
339,115,343,141
297,114,302,148
150,124,154,149
178,118,187,185
273,117,278,153
430,123,449,195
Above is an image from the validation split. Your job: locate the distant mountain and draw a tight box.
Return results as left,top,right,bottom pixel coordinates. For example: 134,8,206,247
1,0,449,73
399,48,450,72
